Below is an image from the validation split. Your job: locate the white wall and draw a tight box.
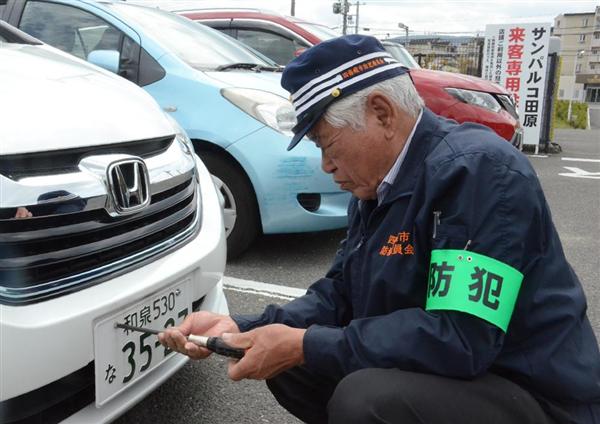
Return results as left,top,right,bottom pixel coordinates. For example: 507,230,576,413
559,75,585,101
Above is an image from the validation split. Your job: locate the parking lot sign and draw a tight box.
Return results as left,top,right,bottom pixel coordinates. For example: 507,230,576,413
482,23,551,147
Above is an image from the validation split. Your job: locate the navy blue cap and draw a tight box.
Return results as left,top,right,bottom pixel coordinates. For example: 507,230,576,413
281,34,408,151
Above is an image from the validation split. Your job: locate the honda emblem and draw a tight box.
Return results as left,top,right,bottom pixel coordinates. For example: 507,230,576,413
107,159,150,215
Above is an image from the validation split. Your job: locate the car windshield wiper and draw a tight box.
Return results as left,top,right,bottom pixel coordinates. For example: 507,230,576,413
264,65,285,72
216,62,261,71
215,62,283,72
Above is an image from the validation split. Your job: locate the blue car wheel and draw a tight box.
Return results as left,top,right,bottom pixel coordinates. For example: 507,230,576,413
200,151,260,258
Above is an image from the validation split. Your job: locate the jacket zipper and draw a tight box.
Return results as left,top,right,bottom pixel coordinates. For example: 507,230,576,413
432,210,442,238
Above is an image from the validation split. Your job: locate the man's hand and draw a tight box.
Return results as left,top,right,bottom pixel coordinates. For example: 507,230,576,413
15,207,32,218
223,324,306,381
158,311,239,360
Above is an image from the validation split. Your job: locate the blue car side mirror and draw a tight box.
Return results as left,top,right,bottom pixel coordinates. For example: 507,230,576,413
88,49,120,74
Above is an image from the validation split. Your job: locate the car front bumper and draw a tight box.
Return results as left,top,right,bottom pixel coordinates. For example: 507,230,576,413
59,281,229,424
227,126,351,234
0,157,227,422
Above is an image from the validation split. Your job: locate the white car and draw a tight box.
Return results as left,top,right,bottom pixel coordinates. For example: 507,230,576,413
0,22,227,423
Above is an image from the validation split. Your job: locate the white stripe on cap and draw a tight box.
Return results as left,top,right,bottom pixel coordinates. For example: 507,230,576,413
295,62,405,118
294,75,343,109
292,51,393,102
294,56,397,110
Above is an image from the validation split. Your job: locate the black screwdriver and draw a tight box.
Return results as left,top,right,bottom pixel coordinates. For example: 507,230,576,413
115,323,245,359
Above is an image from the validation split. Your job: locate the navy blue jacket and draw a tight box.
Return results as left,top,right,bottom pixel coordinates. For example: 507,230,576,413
234,109,600,423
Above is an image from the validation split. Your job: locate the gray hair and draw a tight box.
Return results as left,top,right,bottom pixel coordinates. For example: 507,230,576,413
323,74,424,130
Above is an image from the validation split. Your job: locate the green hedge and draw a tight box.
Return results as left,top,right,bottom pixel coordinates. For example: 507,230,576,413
554,100,588,129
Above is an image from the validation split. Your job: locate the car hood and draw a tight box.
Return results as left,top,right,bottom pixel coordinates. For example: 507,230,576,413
203,70,289,98
0,44,174,155
410,68,508,94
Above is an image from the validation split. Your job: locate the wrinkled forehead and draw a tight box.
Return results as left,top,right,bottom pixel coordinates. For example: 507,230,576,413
305,117,325,143
306,116,333,145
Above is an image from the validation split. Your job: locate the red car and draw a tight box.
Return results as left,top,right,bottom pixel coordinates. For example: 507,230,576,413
180,8,522,146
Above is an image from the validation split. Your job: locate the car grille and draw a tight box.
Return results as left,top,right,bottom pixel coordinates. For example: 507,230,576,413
0,135,173,177
0,135,201,305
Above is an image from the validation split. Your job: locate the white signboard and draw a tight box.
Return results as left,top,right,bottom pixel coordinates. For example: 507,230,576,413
482,23,551,146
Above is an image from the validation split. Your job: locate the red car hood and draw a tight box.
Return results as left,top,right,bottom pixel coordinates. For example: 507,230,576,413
410,68,508,94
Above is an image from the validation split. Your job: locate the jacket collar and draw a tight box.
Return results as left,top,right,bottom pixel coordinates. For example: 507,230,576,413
380,108,442,205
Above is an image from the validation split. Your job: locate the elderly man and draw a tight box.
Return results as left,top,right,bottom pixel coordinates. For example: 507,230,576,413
160,35,600,424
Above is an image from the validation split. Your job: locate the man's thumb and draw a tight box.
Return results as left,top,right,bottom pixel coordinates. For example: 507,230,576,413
222,332,253,349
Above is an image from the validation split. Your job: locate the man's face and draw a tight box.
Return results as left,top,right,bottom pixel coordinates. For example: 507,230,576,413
309,109,396,201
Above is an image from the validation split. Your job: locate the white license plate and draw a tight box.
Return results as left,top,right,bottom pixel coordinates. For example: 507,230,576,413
94,279,192,406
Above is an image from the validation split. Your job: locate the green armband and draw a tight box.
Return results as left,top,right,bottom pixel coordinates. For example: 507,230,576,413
426,249,523,332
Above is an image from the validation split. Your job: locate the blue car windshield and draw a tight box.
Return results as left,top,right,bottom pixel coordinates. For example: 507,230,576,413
107,3,273,71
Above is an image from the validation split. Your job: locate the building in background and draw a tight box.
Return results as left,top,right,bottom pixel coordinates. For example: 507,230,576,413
553,6,600,103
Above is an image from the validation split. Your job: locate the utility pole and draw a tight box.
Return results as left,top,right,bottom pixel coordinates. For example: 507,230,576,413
342,0,349,35
333,1,353,35
290,0,295,16
354,2,360,34
568,50,585,122
398,22,409,45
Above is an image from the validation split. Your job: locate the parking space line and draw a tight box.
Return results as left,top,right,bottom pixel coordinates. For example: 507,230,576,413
559,166,600,179
224,276,306,301
562,158,600,163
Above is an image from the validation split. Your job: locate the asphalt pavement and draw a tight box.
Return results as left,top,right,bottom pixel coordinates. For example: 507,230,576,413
116,129,600,424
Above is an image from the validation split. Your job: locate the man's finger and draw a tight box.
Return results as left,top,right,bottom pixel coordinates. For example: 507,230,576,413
177,314,197,335
171,329,189,353
227,357,253,381
158,330,175,350
222,332,253,349
161,328,186,353
184,342,212,360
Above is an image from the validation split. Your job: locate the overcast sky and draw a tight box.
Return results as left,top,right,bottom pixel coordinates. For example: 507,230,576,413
185,0,599,37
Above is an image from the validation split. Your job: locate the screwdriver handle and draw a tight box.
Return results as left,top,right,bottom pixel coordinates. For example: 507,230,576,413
187,335,245,359
206,337,246,359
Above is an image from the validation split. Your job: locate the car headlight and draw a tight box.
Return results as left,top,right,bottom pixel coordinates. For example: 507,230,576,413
163,112,200,187
175,131,194,156
163,112,194,155
445,88,502,113
221,88,297,137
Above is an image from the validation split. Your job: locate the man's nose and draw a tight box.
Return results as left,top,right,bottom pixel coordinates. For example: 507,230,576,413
321,152,336,174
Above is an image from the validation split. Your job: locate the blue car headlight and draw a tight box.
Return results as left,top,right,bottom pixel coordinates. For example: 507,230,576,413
221,88,296,137
445,88,502,113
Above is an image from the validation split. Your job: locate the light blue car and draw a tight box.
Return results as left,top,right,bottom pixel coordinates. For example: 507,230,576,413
6,0,350,256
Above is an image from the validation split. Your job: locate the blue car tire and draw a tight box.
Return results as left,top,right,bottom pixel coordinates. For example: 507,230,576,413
199,151,260,258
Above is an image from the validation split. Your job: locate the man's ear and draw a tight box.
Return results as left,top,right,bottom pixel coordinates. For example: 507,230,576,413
366,92,396,138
